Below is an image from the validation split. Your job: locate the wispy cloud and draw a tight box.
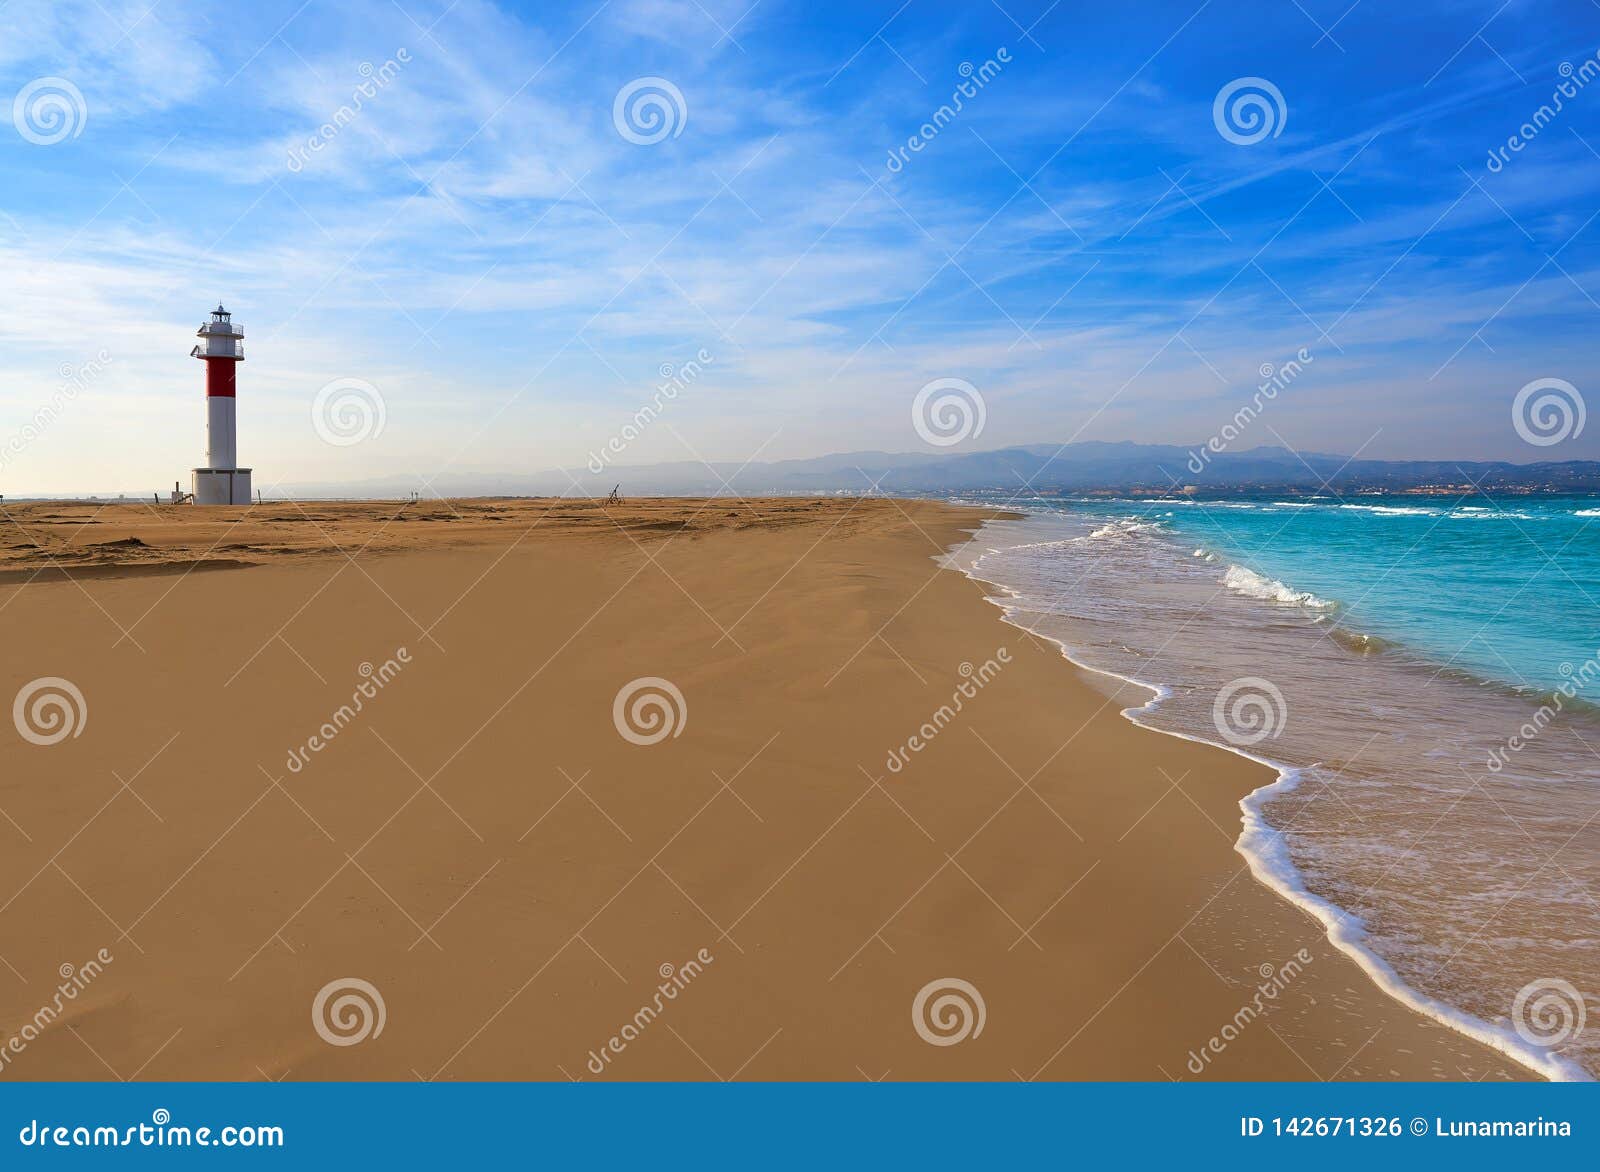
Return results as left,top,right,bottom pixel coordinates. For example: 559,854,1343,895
1,0,1599,493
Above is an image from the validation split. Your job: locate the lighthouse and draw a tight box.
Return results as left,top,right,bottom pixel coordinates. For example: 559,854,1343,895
190,305,252,505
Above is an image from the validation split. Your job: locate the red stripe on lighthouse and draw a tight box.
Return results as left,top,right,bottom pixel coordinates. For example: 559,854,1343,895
206,357,236,397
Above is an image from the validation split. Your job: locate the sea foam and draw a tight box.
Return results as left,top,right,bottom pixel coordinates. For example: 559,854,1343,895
1338,503,1436,516
1222,564,1336,610
1087,518,1164,540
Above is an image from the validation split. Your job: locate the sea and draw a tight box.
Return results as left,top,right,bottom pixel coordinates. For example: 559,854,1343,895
948,492,1600,1080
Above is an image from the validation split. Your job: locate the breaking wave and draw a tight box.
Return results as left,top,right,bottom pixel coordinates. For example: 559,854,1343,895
1222,564,1337,610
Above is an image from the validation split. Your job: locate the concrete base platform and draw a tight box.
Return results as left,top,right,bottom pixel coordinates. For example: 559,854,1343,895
192,467,253,505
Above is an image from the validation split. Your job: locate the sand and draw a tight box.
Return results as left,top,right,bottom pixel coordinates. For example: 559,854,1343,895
0,496,1527,1080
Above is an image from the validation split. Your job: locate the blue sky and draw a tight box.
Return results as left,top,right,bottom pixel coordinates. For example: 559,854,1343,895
2,0,1600,493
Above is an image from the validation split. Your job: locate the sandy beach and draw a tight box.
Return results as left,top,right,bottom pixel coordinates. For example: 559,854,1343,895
0,496,1528,1081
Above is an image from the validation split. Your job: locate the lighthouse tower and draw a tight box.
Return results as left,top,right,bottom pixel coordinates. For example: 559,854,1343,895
190,305,252,505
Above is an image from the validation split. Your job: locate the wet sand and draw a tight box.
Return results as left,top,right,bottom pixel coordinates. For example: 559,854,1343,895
0,497,1526,1080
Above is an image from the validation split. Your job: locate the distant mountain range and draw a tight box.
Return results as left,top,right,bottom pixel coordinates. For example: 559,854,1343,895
288,442,1600,498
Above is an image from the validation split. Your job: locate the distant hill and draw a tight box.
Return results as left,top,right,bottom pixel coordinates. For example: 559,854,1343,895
287,442,1600,498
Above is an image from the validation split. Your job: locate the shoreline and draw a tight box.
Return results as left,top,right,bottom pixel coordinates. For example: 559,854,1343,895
0,497,1536,1080
952,511,1591,1083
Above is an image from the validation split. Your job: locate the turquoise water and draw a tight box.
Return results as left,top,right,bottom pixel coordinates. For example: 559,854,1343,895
1062,495,1600,696
953,493,1600,1079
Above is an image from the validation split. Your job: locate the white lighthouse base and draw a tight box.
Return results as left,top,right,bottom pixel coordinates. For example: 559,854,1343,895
192,468,253,505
